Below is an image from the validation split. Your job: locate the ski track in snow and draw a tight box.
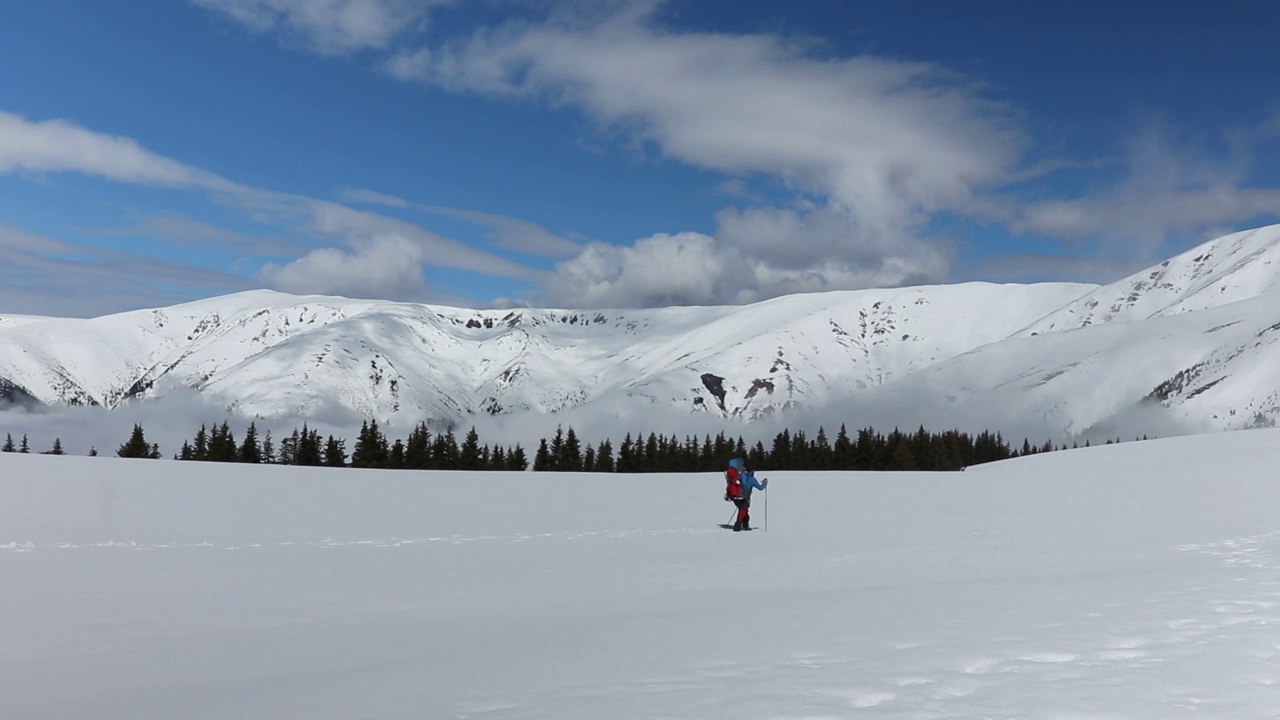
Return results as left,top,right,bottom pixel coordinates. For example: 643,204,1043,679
8,528,1280,718
449,530,1280,719
732,530,1280,720
8,436,1280,720
0,527,721,553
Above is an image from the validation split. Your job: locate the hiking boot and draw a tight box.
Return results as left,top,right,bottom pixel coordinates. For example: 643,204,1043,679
732,522,742,532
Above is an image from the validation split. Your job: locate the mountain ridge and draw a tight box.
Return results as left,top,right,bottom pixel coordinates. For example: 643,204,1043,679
4,222,1280,442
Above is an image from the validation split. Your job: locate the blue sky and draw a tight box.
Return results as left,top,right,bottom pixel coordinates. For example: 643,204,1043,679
2,0,1279,316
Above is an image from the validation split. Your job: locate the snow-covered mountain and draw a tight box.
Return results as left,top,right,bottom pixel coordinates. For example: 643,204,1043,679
843,225,1280,440
1014,224,1280,335
4,223,1280,441
0,283,1088,421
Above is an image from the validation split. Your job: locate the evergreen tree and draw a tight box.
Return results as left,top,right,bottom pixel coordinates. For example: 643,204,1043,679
459,427,483,470
433,429,458,469
19,434,29,453
770,429,791,468
699,435,714,470
237,422,262,464
192,424,210,461
117,424,160,459
681,435,699,470
323,435,347,467
508,443,528,471
533,438,551,471
261,430,276,464
833,424,852,469
791,430,809,469
813,426,831,469
42,438,65,456
643,432,659,471
296,424,323,466
88,446,99,457
547,426,565,471
595,440,615,473
561,427,583,471
1,433,14,452
209,422,237,462
582,445,596,472
405,421,431,469
388,439,406,469
888,430,916,470
616,433,635,472
277,428,299,465
352,420,391,468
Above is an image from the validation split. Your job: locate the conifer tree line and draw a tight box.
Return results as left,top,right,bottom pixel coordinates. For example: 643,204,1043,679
169,419,530,470
4,420,1146,471
532,424,1045,473
1,432,65,455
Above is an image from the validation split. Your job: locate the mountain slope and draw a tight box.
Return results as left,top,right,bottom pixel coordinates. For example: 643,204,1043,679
1015,224,1280,336
5,222,1280,442
839,293,1280,441
0,283,1091,423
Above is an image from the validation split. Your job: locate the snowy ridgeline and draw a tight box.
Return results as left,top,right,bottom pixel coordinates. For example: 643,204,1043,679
4,429,1280,719
2,223,1279,443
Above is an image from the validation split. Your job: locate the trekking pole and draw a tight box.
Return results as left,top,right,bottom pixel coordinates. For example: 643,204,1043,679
728,507,739,526
763,483,768,532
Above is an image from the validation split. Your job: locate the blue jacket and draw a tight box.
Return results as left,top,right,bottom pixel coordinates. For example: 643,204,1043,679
740,469,767,498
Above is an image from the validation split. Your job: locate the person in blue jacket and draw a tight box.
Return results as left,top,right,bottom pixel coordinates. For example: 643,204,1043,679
732,462,767,531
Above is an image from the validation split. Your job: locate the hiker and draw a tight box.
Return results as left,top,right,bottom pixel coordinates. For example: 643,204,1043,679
726,458,767,531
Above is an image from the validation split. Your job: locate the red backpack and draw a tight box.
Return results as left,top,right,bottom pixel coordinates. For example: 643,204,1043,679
724,466,743,501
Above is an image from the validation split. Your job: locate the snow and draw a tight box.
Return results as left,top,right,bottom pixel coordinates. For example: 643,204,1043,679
7,223,1280,446
5,429,1280,718
0,281,1093,428
0,314,50,329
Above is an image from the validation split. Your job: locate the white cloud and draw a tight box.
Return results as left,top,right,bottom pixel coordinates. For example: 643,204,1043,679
546,232,746,308
258,234,429,298
0,111,235,191
422,206,582,257
544,220,952,309
301,200,543,280
192,0,452,55
715,205,949,281
390,5,1025,307
1012,124,1280,255
395,10,1025,229
341,188,411,207
342,190,580,256
0,110,552,309
0,226,253,317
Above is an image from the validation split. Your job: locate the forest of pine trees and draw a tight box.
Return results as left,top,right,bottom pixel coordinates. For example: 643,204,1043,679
1,418,1138,471
533,423,1028,473
2,432,66,455
173,419,530,471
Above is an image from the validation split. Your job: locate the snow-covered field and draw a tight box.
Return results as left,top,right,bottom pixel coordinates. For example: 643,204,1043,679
4,429,1280,719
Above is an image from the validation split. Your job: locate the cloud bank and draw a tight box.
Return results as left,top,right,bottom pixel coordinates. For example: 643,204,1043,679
387,5,1027,306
